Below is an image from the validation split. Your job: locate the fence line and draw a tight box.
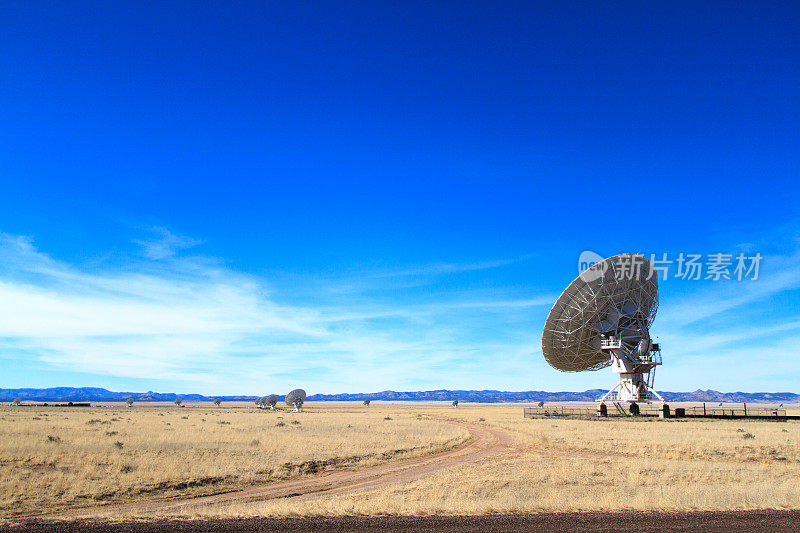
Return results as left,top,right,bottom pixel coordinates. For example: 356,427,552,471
523,404,792,419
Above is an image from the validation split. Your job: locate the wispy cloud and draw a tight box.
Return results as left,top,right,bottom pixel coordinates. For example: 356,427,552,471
3,224,799,394
658,251,800,329
0,233,546,394
370,258,520,278
133,226,202,260
652,237,800,391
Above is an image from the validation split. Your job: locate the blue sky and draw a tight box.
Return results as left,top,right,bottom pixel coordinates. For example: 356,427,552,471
1,2,799,394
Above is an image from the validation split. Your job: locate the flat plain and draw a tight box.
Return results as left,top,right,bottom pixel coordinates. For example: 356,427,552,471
2,402,799,523
0,403,468,518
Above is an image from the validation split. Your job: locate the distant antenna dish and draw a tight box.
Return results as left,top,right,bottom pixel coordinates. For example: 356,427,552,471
266,395,278,410
174,398,183,406
363,399,371,407
213,398,222,406
126,398,134,407
541,253,664,404
537,401,544,408
452,400,459,408
255,397,267,409
12,398,21,406
285,389,306,412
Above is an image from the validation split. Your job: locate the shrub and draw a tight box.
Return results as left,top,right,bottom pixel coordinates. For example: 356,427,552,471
114,441,124,449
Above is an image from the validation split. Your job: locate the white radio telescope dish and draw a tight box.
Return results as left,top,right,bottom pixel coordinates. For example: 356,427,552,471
541,253,664,404
285,389,306,412
266,395,279,409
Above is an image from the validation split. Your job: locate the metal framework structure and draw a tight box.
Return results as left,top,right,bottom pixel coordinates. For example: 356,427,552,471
542,253,663,404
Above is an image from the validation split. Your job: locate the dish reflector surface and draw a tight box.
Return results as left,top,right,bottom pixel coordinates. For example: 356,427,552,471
285,389,306,406
541,253,658,372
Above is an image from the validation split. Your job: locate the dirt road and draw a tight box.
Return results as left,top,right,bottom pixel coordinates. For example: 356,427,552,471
28,419,512,520
12,511,800,532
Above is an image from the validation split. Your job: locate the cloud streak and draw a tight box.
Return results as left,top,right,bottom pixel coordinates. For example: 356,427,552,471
2,224,799,394
0,233,546,394
133,226,202,260
651,240,800,391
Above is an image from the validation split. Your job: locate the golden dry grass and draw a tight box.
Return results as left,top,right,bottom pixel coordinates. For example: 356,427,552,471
0,403,468,517
197,404,800,518
2,402,799,519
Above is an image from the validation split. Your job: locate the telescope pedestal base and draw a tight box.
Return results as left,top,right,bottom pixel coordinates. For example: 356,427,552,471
597,375,664,404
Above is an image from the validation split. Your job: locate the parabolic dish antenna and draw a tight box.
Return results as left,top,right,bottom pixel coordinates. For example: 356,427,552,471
285,389,306,412
541,253,664,404
266,395,278,409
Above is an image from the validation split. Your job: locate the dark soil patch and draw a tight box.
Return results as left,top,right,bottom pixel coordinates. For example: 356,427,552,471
9,510,800,533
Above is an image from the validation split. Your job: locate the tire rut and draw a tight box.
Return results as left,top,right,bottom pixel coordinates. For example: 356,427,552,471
28,419,514,520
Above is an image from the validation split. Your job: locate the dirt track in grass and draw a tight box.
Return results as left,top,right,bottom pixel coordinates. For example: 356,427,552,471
23,419,512,520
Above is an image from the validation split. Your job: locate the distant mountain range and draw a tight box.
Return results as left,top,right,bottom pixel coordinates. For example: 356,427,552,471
1,387,798,404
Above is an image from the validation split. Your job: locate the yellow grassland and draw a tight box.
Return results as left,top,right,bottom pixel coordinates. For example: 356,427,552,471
0,404,467,517
186,404,800,517
2,402,799,518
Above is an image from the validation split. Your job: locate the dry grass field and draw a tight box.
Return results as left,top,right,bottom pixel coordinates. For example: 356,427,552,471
0,403,468,518
200,404,800,518
2,402,799,520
